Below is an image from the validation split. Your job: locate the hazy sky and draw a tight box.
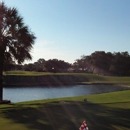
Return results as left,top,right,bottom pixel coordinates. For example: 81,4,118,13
4,0,130,64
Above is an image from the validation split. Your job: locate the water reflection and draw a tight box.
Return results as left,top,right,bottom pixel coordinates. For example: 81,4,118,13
3,85,129,103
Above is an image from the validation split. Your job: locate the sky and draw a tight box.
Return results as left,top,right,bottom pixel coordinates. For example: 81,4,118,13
3,0,130,64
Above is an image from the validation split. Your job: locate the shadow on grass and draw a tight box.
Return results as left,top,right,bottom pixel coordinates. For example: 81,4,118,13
1,101,130,130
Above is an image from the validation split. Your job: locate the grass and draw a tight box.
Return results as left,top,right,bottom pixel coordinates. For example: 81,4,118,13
4,71,53,76
1,70,130,129
4,70,130,86
0,90,130,130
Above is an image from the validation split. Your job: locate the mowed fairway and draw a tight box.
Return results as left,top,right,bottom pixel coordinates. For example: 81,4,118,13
0,90,130,130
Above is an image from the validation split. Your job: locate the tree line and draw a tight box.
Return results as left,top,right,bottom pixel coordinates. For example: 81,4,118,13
4,58,71,72
4,51,130,76
73,51,130,76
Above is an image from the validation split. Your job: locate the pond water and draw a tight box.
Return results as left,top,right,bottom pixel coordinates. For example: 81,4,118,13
3,85,129,103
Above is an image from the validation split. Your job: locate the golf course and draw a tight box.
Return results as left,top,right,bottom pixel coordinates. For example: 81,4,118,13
1,0,130,129
0,71,130,130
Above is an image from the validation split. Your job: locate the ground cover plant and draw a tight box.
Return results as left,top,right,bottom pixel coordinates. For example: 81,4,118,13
0,90,130,130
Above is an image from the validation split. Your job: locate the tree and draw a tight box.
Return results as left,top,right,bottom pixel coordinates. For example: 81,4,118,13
73,55,88,72
110,51,130,76
44,59,71,72
36,58,46,71
23,63,35,71
3,58,15,71
0,2,36,101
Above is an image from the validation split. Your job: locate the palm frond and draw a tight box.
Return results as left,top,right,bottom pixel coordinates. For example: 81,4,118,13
0,2,36,65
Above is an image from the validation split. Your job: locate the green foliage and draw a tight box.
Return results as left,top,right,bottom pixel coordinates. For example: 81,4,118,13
0,2,36,64
74,51,130,76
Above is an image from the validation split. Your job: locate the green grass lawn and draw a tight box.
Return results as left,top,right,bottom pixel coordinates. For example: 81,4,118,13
0,90,130,130
2,70,130,129
4,71,130,86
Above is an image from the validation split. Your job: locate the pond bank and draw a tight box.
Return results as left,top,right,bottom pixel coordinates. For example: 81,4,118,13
3,75,88,87
3,74,130,87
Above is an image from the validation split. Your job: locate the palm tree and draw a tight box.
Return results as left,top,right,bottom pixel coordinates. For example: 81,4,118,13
0,2,36,102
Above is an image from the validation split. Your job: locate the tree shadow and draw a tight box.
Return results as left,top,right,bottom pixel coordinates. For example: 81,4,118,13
76,101,130,130
1,101,130,130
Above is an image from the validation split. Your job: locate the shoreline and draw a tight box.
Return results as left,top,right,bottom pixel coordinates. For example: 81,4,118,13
3,82,130,88
3,74,130,88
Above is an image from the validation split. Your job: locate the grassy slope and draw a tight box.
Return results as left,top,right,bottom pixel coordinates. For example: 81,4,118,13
4,70,130,86
0,90,130,130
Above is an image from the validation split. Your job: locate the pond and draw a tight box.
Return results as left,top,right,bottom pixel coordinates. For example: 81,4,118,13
3,84,130,103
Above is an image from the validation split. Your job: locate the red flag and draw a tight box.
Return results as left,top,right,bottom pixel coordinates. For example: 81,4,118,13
79,120,89,130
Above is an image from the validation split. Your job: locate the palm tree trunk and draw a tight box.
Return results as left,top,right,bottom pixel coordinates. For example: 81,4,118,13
0,74,3,101
0,52,4,101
